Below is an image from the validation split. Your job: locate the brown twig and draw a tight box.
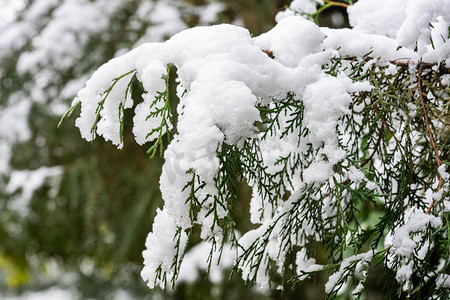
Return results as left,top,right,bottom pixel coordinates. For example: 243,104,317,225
262,49,274,59
343,56,449,73
373,106,405,160
321,179,351,199
323,0,350,8
389,60,434,69
361,130,382,168
383,245,393,251
418,63,443,214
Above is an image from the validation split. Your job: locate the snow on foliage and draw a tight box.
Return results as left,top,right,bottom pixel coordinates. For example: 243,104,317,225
177,241,235,284
66,0,450,297
6,166,63,217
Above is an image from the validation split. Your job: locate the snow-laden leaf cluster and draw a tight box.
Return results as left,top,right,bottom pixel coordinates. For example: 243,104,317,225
68,0,449,297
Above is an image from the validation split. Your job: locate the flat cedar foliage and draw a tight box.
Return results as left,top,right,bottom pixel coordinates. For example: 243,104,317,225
1,0,449,299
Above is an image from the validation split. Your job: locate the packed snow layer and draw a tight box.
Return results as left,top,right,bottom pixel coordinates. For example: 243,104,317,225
349,0,450,60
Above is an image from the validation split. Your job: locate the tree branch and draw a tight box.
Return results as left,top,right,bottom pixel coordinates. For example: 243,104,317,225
373,106,405,160
418,63,443,214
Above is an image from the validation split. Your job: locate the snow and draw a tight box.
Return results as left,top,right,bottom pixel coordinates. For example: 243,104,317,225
390,212,442,259
2,287,76,300
295,248,322,276
275,0,322,22
254,16,324,68
0,0,25,25
396,0,450,56
395,262,413,283
303,76,350,145
6,166,63,217
177,242,235,284
352,281,364,297
141,208,188,289
325,251,373,293
17,0,111,73
347,166,366,183
438,165,449,181
348,0,407,38
321,27,419,61
301,76,370,184
383,211,444,284
198,2,225,25
0,141,12,175
133,0,226,46
133,61,170,145
0,22,32,59
25,0,60,21
0,97,31,144
436,274,450,289
135,1,188,44
348,0,450,61
289,0,321,15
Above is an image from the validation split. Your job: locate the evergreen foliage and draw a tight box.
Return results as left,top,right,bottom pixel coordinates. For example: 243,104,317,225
63,1,449,299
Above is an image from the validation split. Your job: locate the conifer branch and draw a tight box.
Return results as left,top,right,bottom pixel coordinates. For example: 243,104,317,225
418,63,443,214
373,105,405,159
